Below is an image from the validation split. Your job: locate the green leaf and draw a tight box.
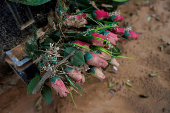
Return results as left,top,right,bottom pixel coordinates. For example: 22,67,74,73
35,96,42,110
48,30,60,42
126,82,132,87
26,36,38,52
112,0,129,2
44,37,54,45
8,0,51,6
27,74,41,94
109,82,115,88
61,66,87,94
155,17,160,21
74,34,93,44
150,73,158,77
64,47,85,66
111,47,121,56
72,86,82,96
67,86,77,109
33,26,38,39
92,46,111,56
25,26,38,52
147,16,151,22
41,84,52,104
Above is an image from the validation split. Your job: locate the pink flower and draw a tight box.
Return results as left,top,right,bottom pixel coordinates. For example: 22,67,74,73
110,15,123,22
84,52,108,68
74,40,90,47
91,67,105,81
110,57,120,67
51,77,69,97
91,32,107,39
112,28,125,35
127,30,139,40
66,67,85,83
103,30,118,46
92,10,110,20
91,32,107,47
98,52,111,61
74,40,90,51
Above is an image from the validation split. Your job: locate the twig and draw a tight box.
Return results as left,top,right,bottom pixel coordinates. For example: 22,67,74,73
59,23,66,39
32,51,75,94
0,83,16,86
156,97,164,103
33,56,41,63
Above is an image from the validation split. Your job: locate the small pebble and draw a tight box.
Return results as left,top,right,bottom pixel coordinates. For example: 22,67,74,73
167,42,170,45
113,66,118,71
109,89,116,94
150,14,156,17
158,45,164,51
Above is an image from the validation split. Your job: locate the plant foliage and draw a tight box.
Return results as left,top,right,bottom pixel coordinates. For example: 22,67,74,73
41,84,52,104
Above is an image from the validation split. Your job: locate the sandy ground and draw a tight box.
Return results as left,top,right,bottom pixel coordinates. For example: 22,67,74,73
0,0,170,113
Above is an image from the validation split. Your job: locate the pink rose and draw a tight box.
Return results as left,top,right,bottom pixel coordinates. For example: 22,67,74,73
98,52,111,61
103,30,118,46
51,77,69,97
112,28,125,35
66,67,85,83
91,67,105,81
91,32,107,47
127,30,139,40
110,57,120,67
84,52,108,68
74,40,90,51
110,15,123,22
92,10,110,20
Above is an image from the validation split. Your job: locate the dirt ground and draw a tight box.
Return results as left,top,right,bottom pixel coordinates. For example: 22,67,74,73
0,0,170,113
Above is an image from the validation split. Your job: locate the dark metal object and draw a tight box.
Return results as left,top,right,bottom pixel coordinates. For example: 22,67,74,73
6,0,34,30
8,63,39,85
32,51,76,94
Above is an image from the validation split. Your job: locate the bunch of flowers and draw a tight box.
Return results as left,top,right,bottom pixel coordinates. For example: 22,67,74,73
25,7,138,105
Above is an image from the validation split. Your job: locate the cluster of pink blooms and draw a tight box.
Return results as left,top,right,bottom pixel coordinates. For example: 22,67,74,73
51,10,139,97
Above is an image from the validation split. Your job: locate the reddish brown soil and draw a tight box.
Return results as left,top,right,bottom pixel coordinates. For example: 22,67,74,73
0,1,170,113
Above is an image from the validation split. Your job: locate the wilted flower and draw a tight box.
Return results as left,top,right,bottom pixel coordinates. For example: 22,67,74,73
64,14,87,28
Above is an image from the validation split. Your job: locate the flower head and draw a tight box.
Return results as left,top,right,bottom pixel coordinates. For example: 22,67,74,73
51,76,69,97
